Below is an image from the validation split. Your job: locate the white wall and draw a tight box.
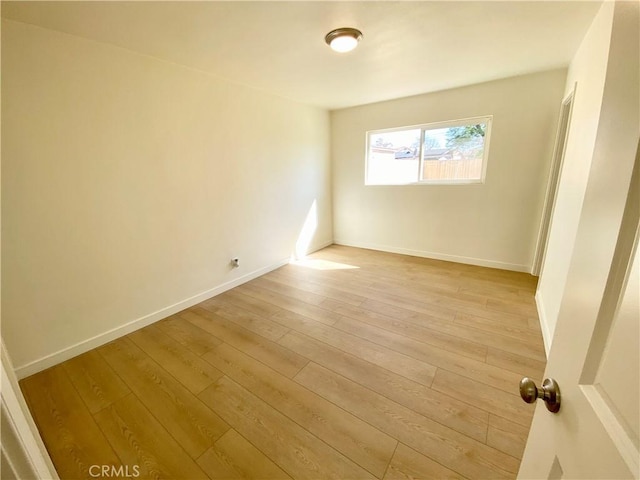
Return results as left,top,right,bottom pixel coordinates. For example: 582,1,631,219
1,20,332,375
331,70,566,272
535,2,615,352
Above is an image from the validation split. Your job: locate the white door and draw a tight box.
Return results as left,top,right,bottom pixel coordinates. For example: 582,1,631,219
520,175,639,479
519,2,639,478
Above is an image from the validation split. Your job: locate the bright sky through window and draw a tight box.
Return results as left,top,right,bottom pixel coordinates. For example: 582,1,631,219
366,116,492,185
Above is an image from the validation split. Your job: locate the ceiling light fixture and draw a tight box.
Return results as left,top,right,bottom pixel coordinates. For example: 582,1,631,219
325,27,363,53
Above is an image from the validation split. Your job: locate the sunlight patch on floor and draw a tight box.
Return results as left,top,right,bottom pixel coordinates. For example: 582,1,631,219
289,258,359,270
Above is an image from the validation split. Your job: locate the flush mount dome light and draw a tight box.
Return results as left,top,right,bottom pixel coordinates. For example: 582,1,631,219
325,27,363,53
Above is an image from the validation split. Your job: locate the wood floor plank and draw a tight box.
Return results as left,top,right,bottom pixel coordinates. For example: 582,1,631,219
391,309,543,361
270,309,437,387
333,314,488,363
487,298,539,318
98,337,230,458
321,264,463,296
128,324,224,395
367,279,489,311
20,366,122,479
364,262,462,285
295,362,519,480
285,265,396,296
454,312,542,343
486,347,546,380
236,282,342,325
455,303,535,329
318,258,471,300
62,349,130,414
528,315,543,331
203,343,397,477
197,429,292,479
210,288,284,317
198,376,376,480
459,268,537,289
319,247,466,286
199,302,290,341
278,331,489,443
487,414,529,460
94,394,208,479
457,281,538,306
360,298,454,324
182,307,308,378
331,313,525,394
266,271,367,306
359,290,458,321
410,314,546,361
155,314,223,356
249,276,327,306
282,266,370,290
320,298,488,362
415,309,543,361
431,368,534,427
383,443,464,480
270,307,340,331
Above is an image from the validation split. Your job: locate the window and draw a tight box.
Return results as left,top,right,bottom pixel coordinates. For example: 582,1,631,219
365,116,492,185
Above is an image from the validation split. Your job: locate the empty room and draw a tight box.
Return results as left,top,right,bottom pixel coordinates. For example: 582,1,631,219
1,1,638,479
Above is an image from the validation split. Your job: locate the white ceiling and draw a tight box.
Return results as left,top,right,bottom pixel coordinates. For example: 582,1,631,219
1,1,602,110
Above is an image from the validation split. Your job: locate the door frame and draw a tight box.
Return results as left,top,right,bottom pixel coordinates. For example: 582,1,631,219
532,86,576,277
1,342,59,479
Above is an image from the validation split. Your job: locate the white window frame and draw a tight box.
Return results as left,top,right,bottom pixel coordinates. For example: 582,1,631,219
365,115,493,186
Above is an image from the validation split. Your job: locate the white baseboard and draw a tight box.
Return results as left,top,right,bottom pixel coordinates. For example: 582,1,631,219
535,291,552,358
333,239,531,273
14,257,291,379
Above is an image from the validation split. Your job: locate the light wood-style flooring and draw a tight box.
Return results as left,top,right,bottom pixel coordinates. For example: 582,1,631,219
20,245,546,479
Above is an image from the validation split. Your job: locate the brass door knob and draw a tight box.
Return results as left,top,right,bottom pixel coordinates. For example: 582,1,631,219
519,377,561,413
